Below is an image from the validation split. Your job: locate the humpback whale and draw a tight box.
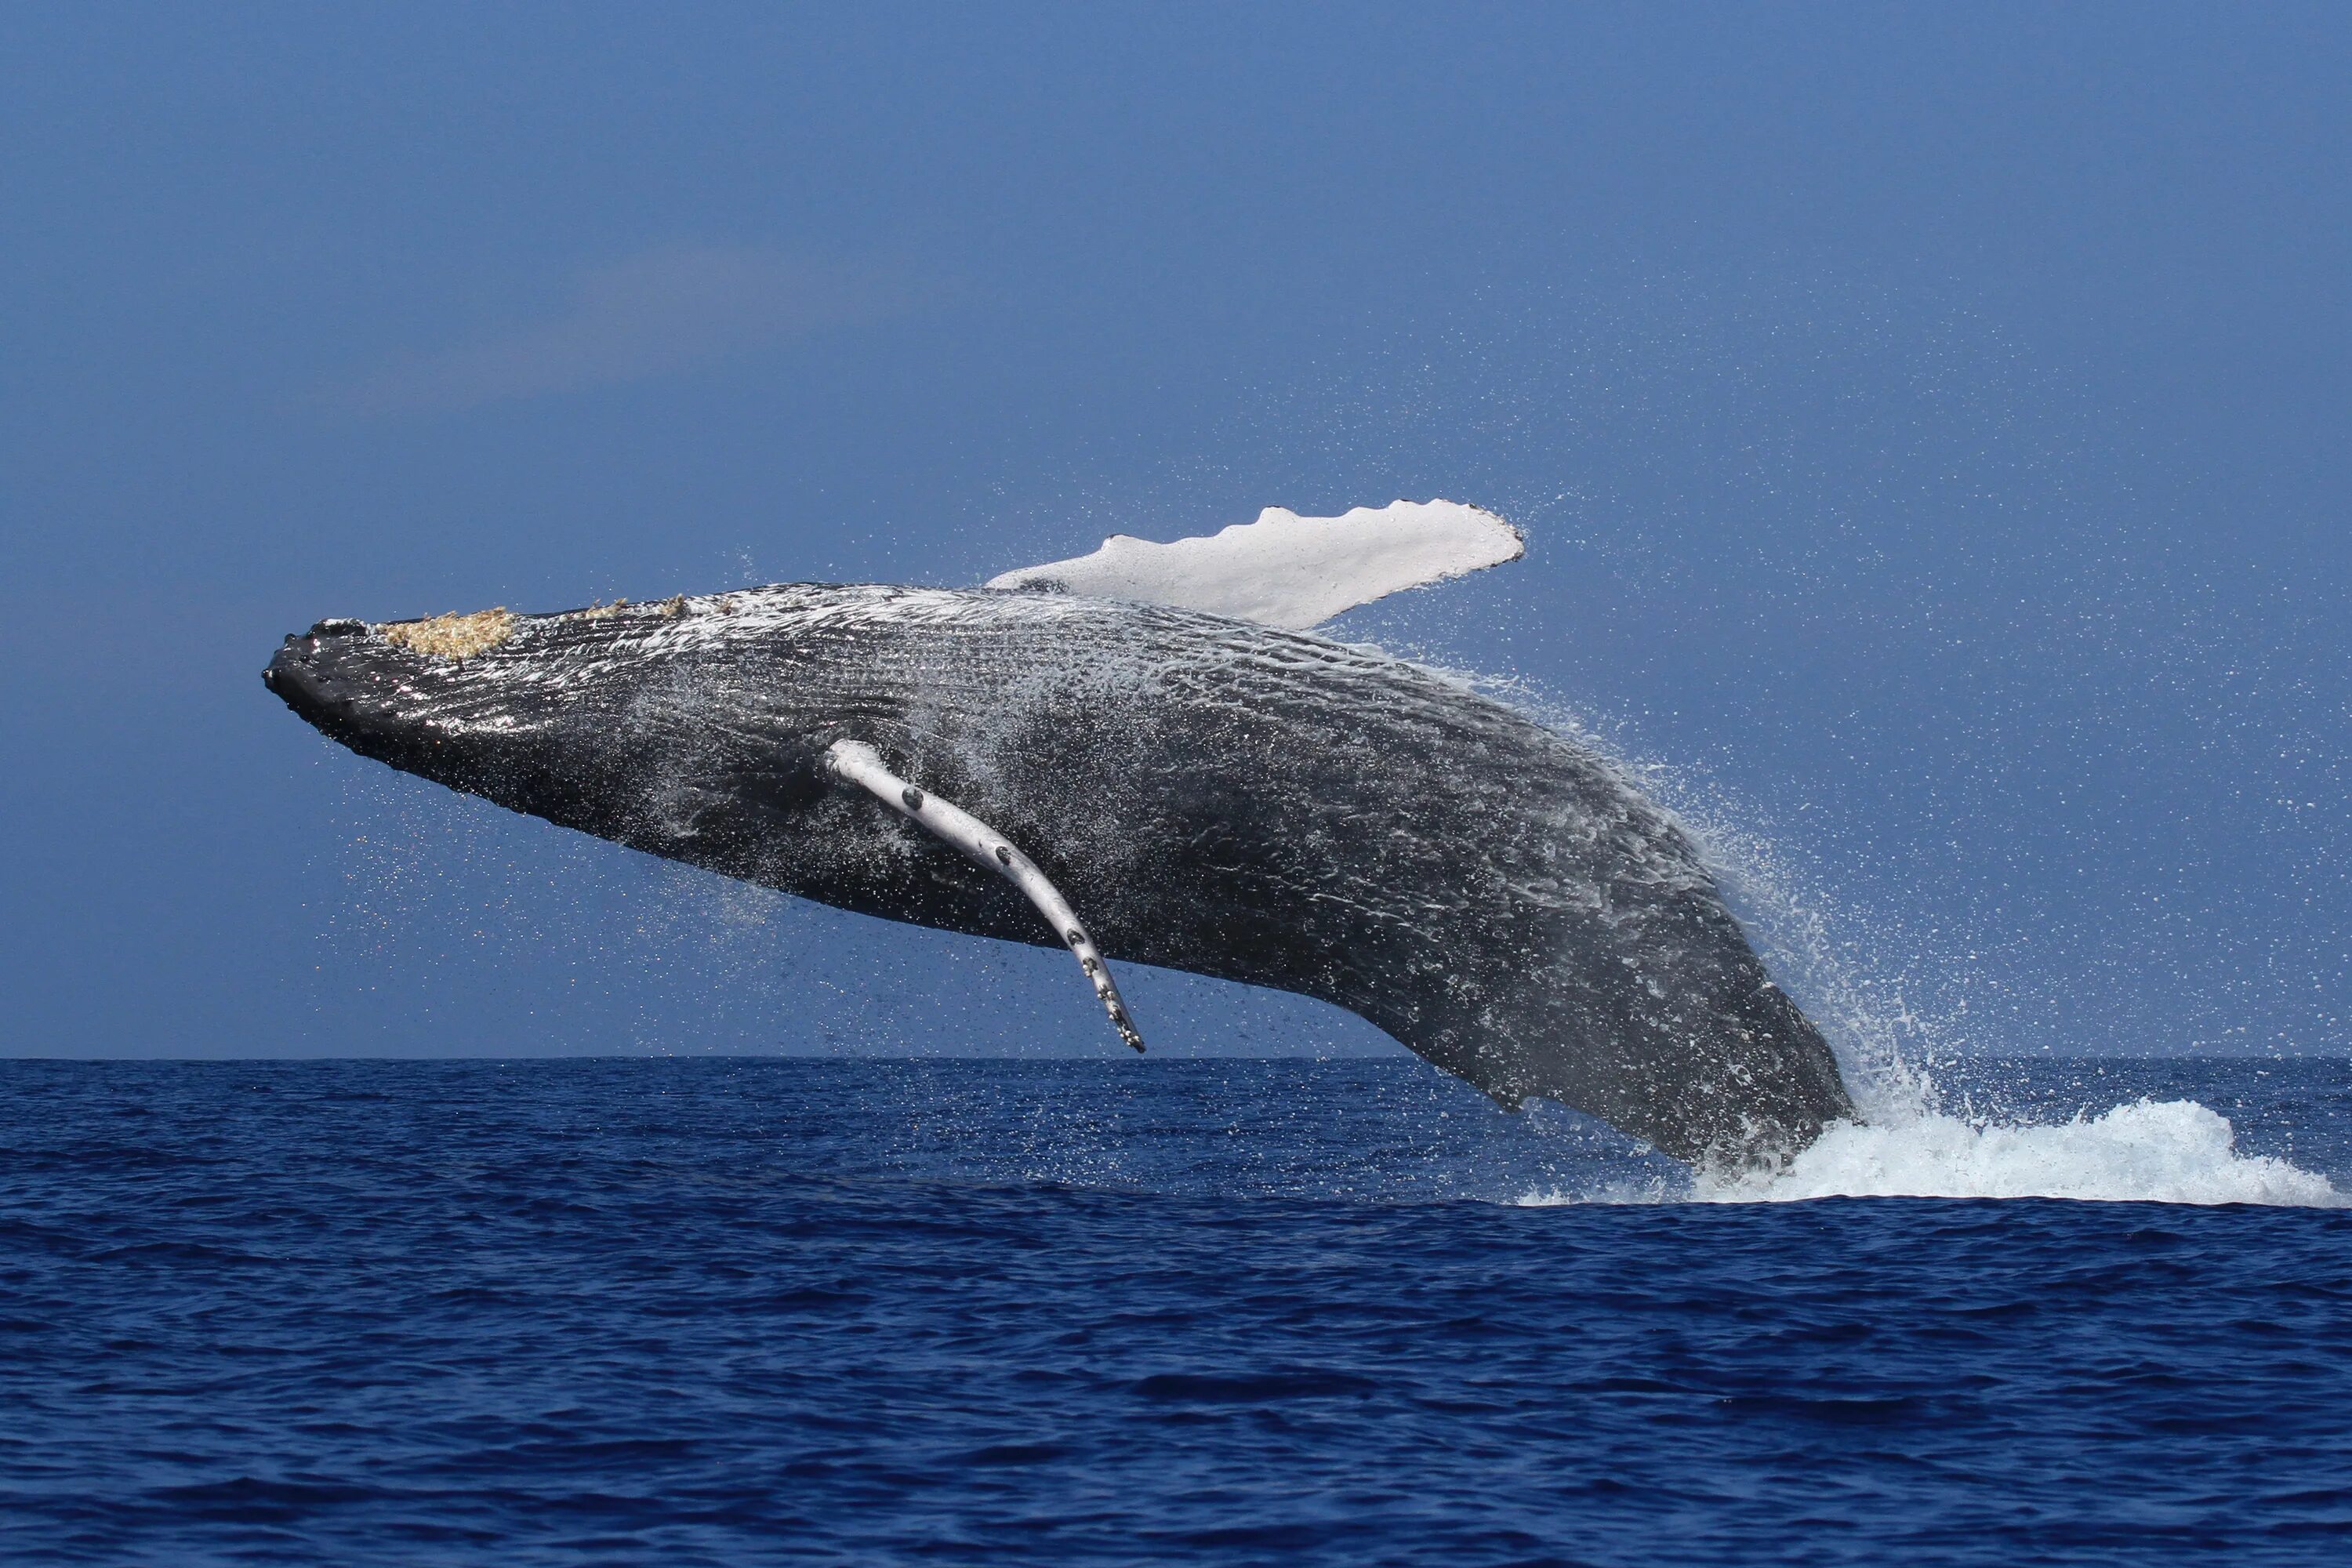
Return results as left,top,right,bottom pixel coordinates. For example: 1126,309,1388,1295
263,503,1854,1165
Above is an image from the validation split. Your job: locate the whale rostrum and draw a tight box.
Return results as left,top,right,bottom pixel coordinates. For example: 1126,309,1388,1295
825,738,1144,1053
263,578,1857,1167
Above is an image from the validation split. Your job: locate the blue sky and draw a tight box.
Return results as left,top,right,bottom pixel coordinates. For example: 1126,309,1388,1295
3,3,2347,1062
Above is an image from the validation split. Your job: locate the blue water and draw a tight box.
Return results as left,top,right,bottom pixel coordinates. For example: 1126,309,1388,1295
3,1057,2348,1565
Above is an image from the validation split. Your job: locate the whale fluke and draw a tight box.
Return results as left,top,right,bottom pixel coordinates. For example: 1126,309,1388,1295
825,739,1146,1053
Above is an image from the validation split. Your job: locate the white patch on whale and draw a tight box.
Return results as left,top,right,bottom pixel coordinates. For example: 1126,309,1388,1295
985,499,1523,629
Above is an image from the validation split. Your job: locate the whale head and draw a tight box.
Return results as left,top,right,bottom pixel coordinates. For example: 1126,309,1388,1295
263,591,864,857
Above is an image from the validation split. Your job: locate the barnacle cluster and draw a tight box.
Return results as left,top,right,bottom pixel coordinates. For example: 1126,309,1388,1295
380,607,518,660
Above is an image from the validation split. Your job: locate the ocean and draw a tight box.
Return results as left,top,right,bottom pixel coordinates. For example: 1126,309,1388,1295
2,1055,2347,1565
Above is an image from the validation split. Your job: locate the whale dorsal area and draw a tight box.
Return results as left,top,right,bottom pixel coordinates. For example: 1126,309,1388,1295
983,499,1523,630
823,740,1146,1054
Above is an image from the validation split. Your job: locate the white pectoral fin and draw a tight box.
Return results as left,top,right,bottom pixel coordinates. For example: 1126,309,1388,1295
824,740,1145,1053
982,498,1523,629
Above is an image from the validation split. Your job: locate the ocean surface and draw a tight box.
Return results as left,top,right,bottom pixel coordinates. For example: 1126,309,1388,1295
2,1055,2348,1565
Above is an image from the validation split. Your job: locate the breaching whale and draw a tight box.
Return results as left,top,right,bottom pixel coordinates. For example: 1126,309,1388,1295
263,502,1854,1164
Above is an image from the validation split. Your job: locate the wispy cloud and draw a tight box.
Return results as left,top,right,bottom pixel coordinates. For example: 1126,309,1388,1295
345,245,914,414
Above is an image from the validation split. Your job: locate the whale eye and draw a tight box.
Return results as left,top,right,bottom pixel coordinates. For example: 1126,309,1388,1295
900,786,924,811
995,845,1013,866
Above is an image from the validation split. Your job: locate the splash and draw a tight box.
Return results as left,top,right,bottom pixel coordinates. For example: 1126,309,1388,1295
1518,1095,2341,1208
1700,1098,2341,1206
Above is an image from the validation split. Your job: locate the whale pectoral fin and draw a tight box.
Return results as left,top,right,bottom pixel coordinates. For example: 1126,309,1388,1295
823,740,1145,1054
982,499,1523,628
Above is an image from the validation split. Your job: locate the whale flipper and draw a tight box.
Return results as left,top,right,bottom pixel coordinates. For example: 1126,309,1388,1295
824,739,1146,1053
984,499,1523,629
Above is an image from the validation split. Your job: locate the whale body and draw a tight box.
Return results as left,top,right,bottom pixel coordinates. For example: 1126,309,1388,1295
264,583,1855,1164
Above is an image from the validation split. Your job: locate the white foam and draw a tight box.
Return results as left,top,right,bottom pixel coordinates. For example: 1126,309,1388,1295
1512,1098,2340,1209
1702,1098,2342,1207
984,499,1523,629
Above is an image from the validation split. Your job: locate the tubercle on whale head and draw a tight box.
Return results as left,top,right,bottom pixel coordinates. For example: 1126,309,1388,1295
263,617,401,743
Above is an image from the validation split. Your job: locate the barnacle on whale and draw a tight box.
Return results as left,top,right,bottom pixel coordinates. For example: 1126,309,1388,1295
380,608,517,660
